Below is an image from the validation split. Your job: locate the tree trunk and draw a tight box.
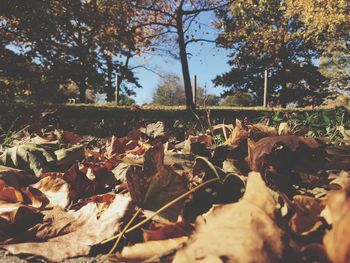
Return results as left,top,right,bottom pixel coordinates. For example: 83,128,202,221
176,11,194,110
116,73,121,104
79,80,87,103
106,57,115,102
79,76,87,103
279,81,287,107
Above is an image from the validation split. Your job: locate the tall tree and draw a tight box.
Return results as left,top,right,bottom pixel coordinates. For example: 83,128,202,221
1,0,142,102
285,0,350,91
135,0,230,109
214,0,330,106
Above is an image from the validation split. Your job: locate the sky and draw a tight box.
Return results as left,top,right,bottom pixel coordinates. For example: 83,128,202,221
132,42,232,105
130,13,232,105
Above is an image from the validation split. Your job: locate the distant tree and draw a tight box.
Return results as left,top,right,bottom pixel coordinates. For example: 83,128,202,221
214,0,330,106
220,92,255,107
119,94,136,106
135,0,231,109
152,74,185,106
152,73,219,106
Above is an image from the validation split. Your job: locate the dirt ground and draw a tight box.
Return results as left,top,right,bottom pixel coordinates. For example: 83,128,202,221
0,250,103,263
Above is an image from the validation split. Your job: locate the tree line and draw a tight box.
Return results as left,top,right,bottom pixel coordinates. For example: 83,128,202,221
1,0,349,108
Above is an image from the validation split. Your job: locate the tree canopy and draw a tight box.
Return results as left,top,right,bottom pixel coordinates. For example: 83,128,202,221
214,0,331,106
1,0,143,102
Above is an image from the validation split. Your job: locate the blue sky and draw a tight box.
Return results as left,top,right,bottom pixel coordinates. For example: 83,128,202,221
132,42,232,105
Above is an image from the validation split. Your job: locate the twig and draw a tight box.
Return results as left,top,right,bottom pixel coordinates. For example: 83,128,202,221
101,208,143,262
100,177,220,245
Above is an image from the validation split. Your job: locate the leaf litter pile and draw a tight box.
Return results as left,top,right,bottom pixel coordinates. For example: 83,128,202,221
0,119,349,263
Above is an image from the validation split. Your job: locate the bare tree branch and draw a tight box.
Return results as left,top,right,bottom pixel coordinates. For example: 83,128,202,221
185,38,216,46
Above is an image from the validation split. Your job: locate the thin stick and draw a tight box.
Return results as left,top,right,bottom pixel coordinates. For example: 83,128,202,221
100,177,220,245
101,208,143,262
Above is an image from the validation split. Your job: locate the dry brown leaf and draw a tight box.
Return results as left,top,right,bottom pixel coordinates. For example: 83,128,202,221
1,194,134,262
328,170,350,189
143,221,190,242
0,180,23,203
173,172,284,263
300,243,330,263
119,236,188,261
326,145,350,170
289,195,325,235
0,177,48,210
337,126,350,144
225,119,248,147
140,121,165,139
248,123,278,141
278,122,291,135
182,135,212,157
0,165,37,188
323,186,350,263
58,130,81,145
32,176,72,209
20,186,49,209
127,144,188,221
247,135,322,173
0,202,42,241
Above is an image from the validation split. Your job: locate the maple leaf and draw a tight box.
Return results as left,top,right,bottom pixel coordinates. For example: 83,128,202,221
174,172,285,263
126,143,188,221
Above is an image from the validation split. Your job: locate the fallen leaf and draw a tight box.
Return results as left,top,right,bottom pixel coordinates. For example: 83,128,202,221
41,163,96,200
289,195,325,235
337,126,350,144
328,170,350,189
0,143,56,176
173,172,284,263
300,243,330,263
55,144,85,167
0,202,42,241
56,130,81,145
0,165,37,188
1,194,134,262
326,145,350,170
247,135,322,173
20,186,49,209
119,236,188,261
143,221,191,241
183,135,212,157
0,180,23,203
225,119,248,147
31,176,72,209
278,122,291,135
140,121,165,139
127,144,188,221
323,186,350,263
248,123,278,141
